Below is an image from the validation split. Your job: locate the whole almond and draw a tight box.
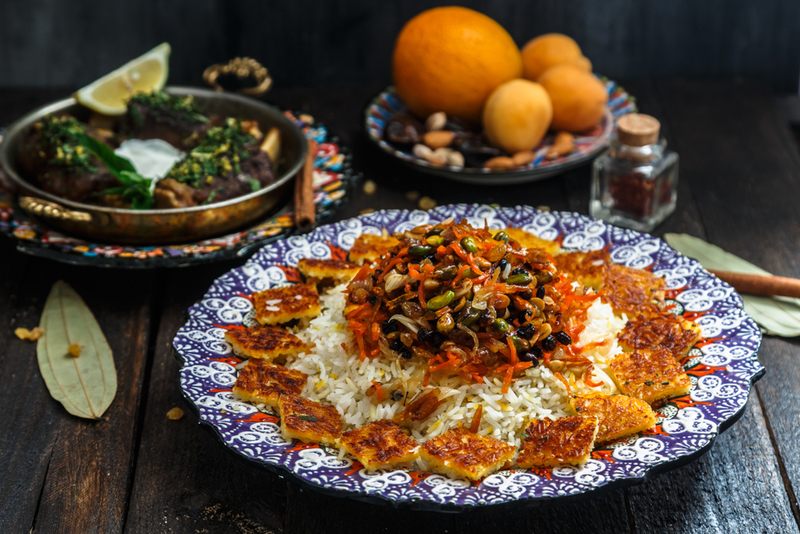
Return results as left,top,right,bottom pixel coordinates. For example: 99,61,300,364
425,111,447,132
512,150,536,166
545,131,575,159
412,143,433,159
423,130,455,149
446,150,465,168
483,156,516,170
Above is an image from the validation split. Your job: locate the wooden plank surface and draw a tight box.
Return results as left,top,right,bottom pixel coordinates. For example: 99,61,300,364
0,241,156,533
124,265,288,534
1,80,800,533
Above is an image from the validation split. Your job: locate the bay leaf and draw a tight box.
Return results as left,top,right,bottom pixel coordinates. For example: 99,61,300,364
665,233,800,337
37,280,117,419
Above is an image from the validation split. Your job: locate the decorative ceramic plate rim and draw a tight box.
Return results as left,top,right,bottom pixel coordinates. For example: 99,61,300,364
173,204,764,511
0,113,358,268
364,80,636,185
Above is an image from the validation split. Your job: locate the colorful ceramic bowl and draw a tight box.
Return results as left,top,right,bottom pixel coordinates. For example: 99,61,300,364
365,79,636,186
174,204,763,511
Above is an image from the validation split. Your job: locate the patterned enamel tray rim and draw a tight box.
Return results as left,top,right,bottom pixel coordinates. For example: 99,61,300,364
0,113,358,268
364,80,636,186
173,204,764,511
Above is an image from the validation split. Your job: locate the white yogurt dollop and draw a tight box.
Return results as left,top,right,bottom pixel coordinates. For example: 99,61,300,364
114,139,185,180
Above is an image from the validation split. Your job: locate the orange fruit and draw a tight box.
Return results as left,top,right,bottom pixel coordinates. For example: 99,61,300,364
538,64,608,132
521,33,583,81
482,79,553,154
571,56,593,73
392,7,522,123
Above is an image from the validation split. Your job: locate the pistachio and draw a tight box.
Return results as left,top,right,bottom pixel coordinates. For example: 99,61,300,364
460,236,478,253
427,291,455,311
483,156,516,170
492,318,510,332
409,245,433,256
425,111,447,132
423,130,455,149
506,272,532,285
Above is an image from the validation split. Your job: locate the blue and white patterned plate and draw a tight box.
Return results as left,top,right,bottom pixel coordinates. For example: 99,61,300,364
174,204,763,511
364,80,637,186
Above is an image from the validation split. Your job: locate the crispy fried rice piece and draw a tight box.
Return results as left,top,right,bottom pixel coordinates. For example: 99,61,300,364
517,416,599,468
553,250,666,316
419,428,515,481
347,233,399,265
279,394,342,445
609,348,692,405
225,325,306,362
339,420,419,471
619,313,703,361
298,258,361,285
253,283,321,325
233,359,308,408
569,393,657,443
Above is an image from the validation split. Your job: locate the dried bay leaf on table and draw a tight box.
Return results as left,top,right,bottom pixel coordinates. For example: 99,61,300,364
665,233,800,337
37,280,117,419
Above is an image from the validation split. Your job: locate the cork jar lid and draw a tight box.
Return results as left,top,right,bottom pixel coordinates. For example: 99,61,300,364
617,113,660,146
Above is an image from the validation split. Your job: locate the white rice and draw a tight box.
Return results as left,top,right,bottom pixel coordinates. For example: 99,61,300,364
285,284,625,448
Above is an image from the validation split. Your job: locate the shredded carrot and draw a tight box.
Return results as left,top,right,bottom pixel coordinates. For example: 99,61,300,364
501,366,514,393
469,405,483,433
452,264,471,285
378,248,409,281
418,280,427,307
371,380,384,402
583,366,604,387
507,337,518,364
435,306,452,318
371,321,381,342
406,265,425,281
423,370,431,387
346,303,371,319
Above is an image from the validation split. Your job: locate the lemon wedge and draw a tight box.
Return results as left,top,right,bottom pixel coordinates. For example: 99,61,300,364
74,43,171,115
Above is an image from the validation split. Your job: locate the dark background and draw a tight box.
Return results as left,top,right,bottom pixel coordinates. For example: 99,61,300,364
2,0,799,93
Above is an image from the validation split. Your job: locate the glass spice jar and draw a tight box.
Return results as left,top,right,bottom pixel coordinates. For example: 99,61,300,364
590,113,678,232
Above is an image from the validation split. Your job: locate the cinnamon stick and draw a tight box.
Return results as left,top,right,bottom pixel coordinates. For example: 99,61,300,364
708,270,800,299
293,138,317,233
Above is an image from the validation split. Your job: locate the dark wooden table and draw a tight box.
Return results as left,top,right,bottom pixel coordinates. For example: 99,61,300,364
2,80,800,534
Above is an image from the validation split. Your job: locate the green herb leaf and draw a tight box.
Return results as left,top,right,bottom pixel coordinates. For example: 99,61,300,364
75,133,155,209
665,233,800,337
299,414,319,422
76,133,137,174
36,281,117,419
246,178,261,192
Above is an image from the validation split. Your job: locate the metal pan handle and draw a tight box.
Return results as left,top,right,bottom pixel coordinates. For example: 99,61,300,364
19,196,93,223
202,57,272,96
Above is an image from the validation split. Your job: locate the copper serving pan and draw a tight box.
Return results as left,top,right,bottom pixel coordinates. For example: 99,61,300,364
0,86,307,244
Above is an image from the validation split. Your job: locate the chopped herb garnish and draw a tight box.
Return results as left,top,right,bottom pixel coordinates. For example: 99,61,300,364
299,414,319,422
127,92,207,124
167,118,255,187
644,380,654,386
37,115,97,173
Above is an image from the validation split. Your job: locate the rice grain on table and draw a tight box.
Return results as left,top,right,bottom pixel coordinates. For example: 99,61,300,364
285,284,625,449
